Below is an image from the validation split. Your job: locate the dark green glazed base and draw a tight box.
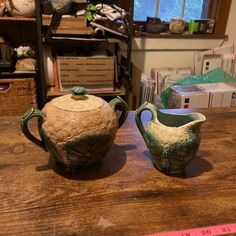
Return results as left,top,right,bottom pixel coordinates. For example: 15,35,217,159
146,130,201,174
43,130,114,172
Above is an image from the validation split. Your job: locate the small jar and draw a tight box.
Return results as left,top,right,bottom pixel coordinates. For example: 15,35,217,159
146,17,164,34
169,18,185,34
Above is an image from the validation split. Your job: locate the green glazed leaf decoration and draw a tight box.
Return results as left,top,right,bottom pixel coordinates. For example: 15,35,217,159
64,133,113,167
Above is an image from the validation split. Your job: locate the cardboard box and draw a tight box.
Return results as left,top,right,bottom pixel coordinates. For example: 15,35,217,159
169,82,236,109
168,85,209,109
196,83,236,108
221,54,235,76
151,67,172,95
231,56,236,78
227,83,236,107
57,56,115,89
151,67,192,95
194,50,213,75
213,44,234,54
140,73,155,104
194,44,235,76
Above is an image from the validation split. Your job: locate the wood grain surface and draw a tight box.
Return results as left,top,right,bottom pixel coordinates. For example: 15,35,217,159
0,108,236,236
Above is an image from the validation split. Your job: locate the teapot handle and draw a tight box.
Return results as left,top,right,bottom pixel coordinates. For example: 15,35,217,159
21,108,46,150
135,102,157,138
109,96,128,128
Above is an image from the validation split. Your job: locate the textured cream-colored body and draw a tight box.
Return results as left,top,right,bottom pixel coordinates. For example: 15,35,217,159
148,121,190,150
42,95,118,166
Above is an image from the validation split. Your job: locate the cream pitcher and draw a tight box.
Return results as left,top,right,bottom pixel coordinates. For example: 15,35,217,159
135,102,206,174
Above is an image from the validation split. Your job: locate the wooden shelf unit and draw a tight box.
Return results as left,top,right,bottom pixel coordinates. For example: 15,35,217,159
0,6,46,109
0,16,36,22
0,1,134,108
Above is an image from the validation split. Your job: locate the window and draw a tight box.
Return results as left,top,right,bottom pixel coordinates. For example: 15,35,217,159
129,0,232,35
134,0,208,21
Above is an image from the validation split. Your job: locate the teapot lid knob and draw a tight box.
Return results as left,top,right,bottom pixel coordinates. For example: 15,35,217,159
70,87,87,100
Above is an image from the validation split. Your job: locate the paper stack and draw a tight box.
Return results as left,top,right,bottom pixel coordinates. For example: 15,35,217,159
194,43,236,76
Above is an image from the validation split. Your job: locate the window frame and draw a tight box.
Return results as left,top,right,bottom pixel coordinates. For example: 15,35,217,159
122,0,232,36
207,0,232,35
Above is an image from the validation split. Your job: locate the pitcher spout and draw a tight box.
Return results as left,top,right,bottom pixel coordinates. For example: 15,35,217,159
184,112,206,130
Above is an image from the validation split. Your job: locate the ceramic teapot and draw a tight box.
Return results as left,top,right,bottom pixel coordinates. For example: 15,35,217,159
21,87,128,171
5,0,35,17
135,102,206,174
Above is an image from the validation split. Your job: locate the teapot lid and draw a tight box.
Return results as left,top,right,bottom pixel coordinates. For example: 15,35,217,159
50,87,105,112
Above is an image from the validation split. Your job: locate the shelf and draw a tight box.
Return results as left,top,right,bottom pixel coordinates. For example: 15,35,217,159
45,36,123,43
41,14,128,43
0,70,37,78
47,86,125,98
0,2,133,110
0,17,36,22
135,32,228,39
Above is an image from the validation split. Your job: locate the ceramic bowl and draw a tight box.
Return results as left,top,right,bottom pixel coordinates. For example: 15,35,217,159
6,0,35,17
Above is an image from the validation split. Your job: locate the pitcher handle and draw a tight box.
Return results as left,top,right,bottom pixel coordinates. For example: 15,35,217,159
135,102,158,138
109,96,128,128
21,108,46,150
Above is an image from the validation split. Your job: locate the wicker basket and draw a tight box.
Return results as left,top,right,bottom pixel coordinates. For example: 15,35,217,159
0,78,37,116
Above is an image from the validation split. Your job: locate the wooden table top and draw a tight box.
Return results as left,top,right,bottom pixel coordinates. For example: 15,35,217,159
0,108,236,236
